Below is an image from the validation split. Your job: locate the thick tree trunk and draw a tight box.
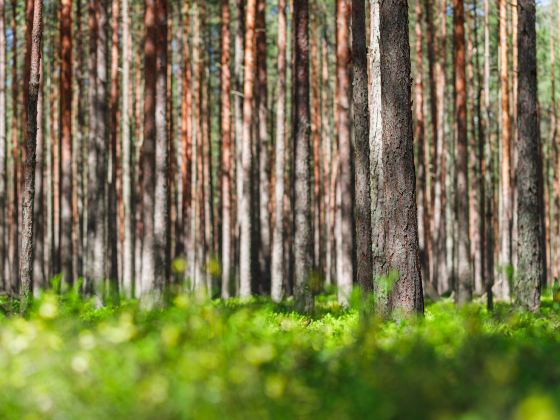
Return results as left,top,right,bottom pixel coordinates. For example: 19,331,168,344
20,0,42,309
453,0,472,304
293,0,313,312
380,0,424,315
220,0,233,298
353,0,372,294
271,0,287,302
336,0,354,305
60,0,73,285
515,0,544,310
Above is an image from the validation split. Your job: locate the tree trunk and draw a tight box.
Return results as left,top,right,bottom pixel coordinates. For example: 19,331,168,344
353,0,372,294
153,0,169,296
293,0,313,312
9,0,19,293
483,0,494,308
256,0,270,293
239,0,256,298
497,0,512,300
108,0,120,290
234,0,245,295
20,0,42,309
380,0,424,315
414,0,430,293
433,0,447,294
33,59,43,291
322,33,335,286
121,0,134,296
220,0,233,298
271,0,287,302
370,0,385,302
140,0,157,296
453,0,472,304
0,0,6,291
336,0,354,306
515,0,543,310
310,11,321,274
60,0,73,285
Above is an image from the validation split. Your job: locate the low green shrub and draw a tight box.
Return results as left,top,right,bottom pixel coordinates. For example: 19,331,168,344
0,292,559,419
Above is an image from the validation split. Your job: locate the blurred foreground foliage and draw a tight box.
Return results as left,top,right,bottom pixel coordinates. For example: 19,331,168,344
0,291,560,419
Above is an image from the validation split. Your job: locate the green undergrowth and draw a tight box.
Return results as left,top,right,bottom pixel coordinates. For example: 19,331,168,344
0,291,560,419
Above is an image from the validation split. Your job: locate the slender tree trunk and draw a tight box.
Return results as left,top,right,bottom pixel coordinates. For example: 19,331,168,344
190,0,202,288
234,0,245,295
271,0,287,302
153,0,169,296
414,0,430,292
497,0,512,300
483,0,494,308
60,0,73,285
370,0,385,301
310,11,321,273
181,1,193,278
322,33,335,286
472,0,486,297
9,0,19,293
220,0,233,298
74,0,86,281
515,0,543,310
424,0,437,225
453,0,472,304
434,0,448,294
0,0,6,291
108,0,120,289
353,0,372,294
466,6,482,295
33,59,43,291
380,0,424,315
336,0,354,305
140,0,157,296
293,0,313,312
20,0,42,309
95,0,108,293
255,0,270,292
121,0,134,296
239,0,257,298
201,11,212,291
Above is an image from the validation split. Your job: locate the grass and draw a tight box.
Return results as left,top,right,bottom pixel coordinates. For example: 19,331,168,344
0,291,559,419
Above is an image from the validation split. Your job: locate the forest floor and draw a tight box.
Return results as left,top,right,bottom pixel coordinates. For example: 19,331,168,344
0,291,558,419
